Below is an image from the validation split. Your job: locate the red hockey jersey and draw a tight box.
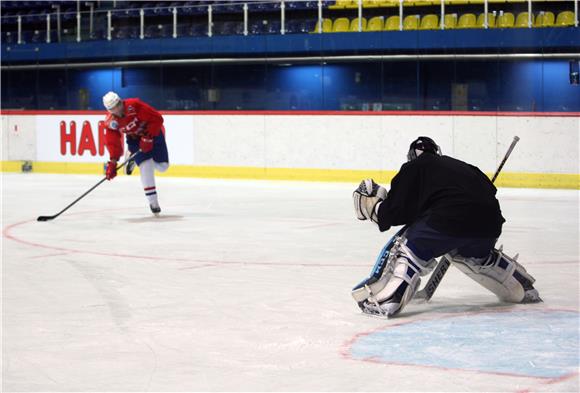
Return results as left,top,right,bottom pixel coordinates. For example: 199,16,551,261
104,98,164,160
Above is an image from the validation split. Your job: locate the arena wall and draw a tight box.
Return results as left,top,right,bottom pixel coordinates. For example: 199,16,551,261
1,111,578,189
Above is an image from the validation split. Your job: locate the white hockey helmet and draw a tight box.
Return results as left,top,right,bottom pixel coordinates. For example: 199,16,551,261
102,91,122,111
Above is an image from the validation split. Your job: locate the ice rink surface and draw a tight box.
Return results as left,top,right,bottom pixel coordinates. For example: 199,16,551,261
2,173,579,392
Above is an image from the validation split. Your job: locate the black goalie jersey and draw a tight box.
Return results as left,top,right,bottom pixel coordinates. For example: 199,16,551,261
377,153,505,238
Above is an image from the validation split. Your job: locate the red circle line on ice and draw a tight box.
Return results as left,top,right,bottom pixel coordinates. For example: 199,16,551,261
3,209,358,268
3,209,578,268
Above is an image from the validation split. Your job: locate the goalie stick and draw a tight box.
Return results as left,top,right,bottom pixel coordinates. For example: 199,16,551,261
413,135,521,301
37,151,139,222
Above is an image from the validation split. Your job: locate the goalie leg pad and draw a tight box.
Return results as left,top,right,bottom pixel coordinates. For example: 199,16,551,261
361,240,435,317
450,248,541,303
352,227,408,304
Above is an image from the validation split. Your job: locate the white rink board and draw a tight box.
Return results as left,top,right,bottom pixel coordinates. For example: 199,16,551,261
2,115,36,161
2,112,579,174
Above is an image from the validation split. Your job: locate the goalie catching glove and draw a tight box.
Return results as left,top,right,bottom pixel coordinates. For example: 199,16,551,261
353,179,387,224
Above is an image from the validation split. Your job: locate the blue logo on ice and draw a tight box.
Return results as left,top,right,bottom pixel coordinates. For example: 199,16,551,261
349,310,579,379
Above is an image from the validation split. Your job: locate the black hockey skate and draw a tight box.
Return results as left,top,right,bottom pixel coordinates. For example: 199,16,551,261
150,203,161,215
124,151,136,175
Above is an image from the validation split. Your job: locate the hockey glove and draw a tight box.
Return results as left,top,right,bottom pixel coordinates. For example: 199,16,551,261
139,136,154,153
353,179,387,224
105,160,118,180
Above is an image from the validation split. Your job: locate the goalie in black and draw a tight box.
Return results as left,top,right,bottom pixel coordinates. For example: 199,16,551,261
352,136,541,317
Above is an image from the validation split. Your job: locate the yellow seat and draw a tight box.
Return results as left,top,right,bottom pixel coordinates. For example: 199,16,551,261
378,0,400,6
366,16,385,31
497,12,515,28
349,17,368,32
515,12,533,28
332,17,350,32
477,13,496,28
323,18,334,32
311,18,333,33
555,11,575,27
457,13,477,29
363,0,381,8
384,15,401,31
345,0,359,8
329,0,355,9
420,14,439,30
534,11,555,28
403,15,420,30
443,14,458,29
406,1,433,6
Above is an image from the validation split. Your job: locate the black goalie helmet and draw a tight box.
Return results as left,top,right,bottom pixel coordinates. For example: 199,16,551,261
407,136,442,162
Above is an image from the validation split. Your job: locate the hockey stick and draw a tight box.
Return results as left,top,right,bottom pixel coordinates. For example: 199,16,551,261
414,135,521,301
492,136,520,183
37,151,139,222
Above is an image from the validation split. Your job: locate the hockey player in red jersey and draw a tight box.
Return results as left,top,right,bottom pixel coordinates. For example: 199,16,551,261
102,91,169,215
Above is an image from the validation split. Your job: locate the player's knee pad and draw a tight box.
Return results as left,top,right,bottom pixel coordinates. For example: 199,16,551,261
154,162,169,172
450,248,541,303
138,158,153,170
362,239,435,316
